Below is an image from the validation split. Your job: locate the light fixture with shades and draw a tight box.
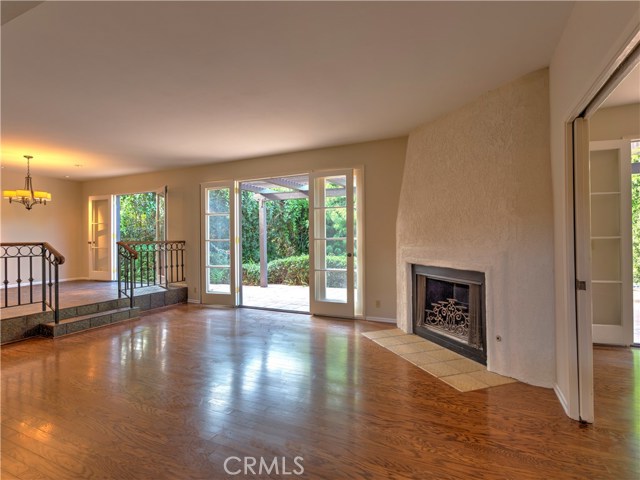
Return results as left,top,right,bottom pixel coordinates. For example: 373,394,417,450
3,155,52,210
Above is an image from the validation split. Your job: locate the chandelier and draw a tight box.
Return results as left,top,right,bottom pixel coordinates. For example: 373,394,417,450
3,155,52,210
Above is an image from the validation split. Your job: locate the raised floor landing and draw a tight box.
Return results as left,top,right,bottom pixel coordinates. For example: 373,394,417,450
1,281,187,344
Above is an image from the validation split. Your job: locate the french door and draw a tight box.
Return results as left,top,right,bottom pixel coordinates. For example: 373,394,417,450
201,181,238,306
88,195,114,281
309,170,355,318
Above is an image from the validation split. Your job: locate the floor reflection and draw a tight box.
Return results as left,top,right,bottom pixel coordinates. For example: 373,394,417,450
1,305,639,478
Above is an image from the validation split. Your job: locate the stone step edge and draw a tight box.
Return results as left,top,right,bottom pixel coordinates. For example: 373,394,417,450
41,307,141,338
57,298,131,320
3,286,188,324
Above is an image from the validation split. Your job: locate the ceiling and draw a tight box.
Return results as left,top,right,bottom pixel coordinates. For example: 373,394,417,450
1,1,576,180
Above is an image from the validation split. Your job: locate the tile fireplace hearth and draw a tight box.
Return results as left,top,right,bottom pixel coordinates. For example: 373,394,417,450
362,328,515,392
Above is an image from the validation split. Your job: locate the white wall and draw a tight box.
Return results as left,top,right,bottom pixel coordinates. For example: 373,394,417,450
549,2,640,419
81,137,407,320
396,69,555,387
0,169,84,281
591,103,640,141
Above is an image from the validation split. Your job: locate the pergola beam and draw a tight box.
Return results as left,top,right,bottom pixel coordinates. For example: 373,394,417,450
251,189,347,202
253,191,310,201
267,177,309,193
241,183,268,194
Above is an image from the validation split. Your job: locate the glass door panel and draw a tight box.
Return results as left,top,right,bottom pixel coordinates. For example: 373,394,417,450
309,170,354,317
201,182,237,305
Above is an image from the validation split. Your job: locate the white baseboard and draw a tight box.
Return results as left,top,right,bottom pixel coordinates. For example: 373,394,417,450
187,298,201,304
554,383,570,417
365,316,396,324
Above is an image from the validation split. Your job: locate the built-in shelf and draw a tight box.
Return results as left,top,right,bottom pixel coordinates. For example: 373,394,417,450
589,141,632,342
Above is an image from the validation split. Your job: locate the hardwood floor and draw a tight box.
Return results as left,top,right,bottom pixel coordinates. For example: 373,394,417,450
1,304,638,479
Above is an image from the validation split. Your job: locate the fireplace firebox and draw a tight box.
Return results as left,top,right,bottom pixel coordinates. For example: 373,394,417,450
412,265,486,364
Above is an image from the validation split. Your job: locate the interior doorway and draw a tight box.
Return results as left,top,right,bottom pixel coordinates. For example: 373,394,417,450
572,40,640,423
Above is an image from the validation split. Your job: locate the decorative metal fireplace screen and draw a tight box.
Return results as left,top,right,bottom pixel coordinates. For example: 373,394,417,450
413,265,486,364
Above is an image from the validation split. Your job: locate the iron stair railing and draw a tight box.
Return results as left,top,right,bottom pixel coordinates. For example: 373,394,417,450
117,240,186,308
1,242,65,323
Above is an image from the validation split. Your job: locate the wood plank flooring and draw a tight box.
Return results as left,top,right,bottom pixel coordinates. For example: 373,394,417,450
1,304,638,479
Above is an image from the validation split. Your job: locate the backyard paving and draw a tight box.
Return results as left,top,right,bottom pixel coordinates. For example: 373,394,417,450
242,284,310,312
241,284,348,312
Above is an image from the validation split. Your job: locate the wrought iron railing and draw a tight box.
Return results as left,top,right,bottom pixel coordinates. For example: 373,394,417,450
117,241,186,307
1,242,65,323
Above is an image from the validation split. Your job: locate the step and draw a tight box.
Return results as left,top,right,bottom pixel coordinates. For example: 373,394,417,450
1,286,187,344
40,307,141,338
57,297,131,321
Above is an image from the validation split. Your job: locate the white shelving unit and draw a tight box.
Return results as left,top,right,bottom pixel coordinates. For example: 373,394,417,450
589,140,632,345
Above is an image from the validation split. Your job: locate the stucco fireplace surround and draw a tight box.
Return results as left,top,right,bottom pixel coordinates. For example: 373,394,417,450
394,70,555,387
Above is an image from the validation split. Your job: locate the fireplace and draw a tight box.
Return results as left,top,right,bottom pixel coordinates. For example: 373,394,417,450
412,265,486,364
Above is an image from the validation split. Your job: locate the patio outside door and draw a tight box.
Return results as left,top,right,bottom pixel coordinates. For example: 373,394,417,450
201,181,238,306
309,170,355,318
88,195,114,281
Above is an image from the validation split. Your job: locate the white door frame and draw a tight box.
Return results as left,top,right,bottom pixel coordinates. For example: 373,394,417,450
354,167,365,318
309,169,355,318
